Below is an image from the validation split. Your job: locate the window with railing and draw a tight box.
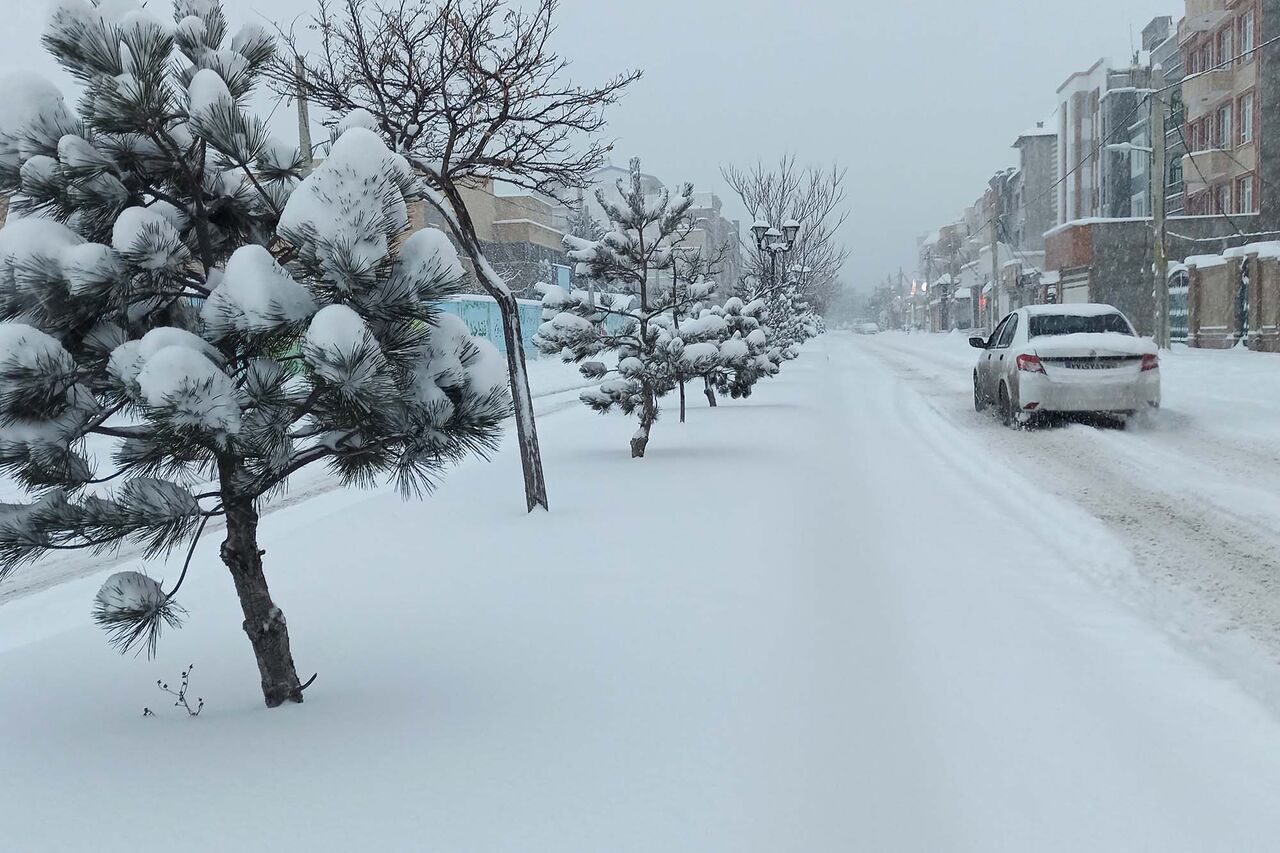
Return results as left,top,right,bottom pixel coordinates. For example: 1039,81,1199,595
1170,89,1185,126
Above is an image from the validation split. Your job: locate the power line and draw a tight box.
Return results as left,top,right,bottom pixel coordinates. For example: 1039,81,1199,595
1154,33,1280,96
1172,117,1254,236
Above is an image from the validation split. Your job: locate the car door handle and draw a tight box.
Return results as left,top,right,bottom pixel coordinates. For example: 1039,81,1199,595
999,355,1005,361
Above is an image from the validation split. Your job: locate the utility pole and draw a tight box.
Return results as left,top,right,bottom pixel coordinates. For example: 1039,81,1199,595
900,269,909,332
990,190,1001,332
1151,82,1170,349
295,56,314,174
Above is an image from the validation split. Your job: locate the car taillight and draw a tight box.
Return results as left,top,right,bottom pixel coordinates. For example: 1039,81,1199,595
1016,354,1046,374
1141,354,1159,372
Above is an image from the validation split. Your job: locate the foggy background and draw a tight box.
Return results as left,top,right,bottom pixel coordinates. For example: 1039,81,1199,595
1,0,1178,293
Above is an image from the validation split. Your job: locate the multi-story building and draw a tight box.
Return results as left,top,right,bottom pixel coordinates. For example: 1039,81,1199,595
412,177,571,297
1102,62,1162,217
1056,55,1159,221
1178,0,1270,223
684,191,743,294
1010,121,1059,252
1056,59,1109,223
1148,16,1188,217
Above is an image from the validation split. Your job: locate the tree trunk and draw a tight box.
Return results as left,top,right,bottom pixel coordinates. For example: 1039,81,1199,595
679,380,686,423
493,289,550,512
424,182,549,512
219,463,303,708
704,376,718,407
630,383,658,458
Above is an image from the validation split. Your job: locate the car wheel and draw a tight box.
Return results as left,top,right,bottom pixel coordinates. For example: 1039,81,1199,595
974,375,987,412
999,384,1016,429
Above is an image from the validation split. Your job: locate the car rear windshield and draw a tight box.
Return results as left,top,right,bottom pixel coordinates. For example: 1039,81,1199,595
1028,313,1132,337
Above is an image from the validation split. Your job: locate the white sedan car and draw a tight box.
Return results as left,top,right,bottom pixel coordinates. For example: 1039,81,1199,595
971,304,1160,427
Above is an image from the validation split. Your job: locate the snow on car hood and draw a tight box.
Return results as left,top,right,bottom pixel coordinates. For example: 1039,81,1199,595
1030,333,1157,357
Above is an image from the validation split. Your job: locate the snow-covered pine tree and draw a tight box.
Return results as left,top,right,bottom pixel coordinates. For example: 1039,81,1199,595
534,158,715,457
0,0,509,708
705,297,776,402
760,285,821,360
566,191,604,243
669,307,726,413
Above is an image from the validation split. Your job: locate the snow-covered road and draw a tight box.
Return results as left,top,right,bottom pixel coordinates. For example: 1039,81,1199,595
5,334,1280,851
856,331,1280,704
802,334,1280,849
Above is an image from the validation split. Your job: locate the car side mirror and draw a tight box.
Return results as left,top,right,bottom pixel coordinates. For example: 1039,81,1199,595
969,336,988,349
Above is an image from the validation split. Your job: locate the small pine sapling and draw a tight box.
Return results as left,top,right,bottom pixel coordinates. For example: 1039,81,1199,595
534,159,714,457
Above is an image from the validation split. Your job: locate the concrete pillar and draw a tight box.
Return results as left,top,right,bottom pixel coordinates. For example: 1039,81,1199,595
1187,264,1202,348
1227,256,1244,346
1247,252,1263,350
1259,256,1280,352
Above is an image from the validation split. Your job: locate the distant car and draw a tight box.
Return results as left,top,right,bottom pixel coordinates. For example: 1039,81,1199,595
970,304,1160,427
855,322,880,335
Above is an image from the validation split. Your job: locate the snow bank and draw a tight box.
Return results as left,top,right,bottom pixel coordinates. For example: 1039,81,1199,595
1223,242,1280,261
1185,254,1228,269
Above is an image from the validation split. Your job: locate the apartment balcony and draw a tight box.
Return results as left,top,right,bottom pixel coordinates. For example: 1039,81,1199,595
1182,149,1233,192
1183,0,1231,34
1183,68,1235,119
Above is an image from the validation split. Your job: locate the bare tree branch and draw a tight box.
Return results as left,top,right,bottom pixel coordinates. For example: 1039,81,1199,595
721,155,850,313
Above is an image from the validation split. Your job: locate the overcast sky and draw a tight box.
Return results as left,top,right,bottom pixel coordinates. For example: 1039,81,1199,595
2,0,1179,291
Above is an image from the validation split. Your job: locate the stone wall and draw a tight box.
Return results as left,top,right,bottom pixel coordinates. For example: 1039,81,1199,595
1090,220,1155,334
1246,255,1280,351
1187,258,1240,349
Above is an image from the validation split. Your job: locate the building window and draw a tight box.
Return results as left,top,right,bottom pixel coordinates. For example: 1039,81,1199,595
1240,9,1256,59
1217,104,1232,149
1216,184,1232,214
1169,158,1183,188
1238,176,1256,213
1219,26,1234,67
1240,92,1254,144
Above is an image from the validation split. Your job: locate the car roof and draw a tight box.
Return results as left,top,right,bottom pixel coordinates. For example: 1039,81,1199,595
1021,303,1123,317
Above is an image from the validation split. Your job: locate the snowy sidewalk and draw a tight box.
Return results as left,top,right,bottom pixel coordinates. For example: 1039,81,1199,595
4,336,1280,851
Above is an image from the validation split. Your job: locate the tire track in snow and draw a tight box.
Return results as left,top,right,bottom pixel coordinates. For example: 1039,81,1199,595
852,333,1280,703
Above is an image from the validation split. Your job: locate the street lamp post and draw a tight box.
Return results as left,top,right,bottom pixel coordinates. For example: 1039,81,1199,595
750,217,802,293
